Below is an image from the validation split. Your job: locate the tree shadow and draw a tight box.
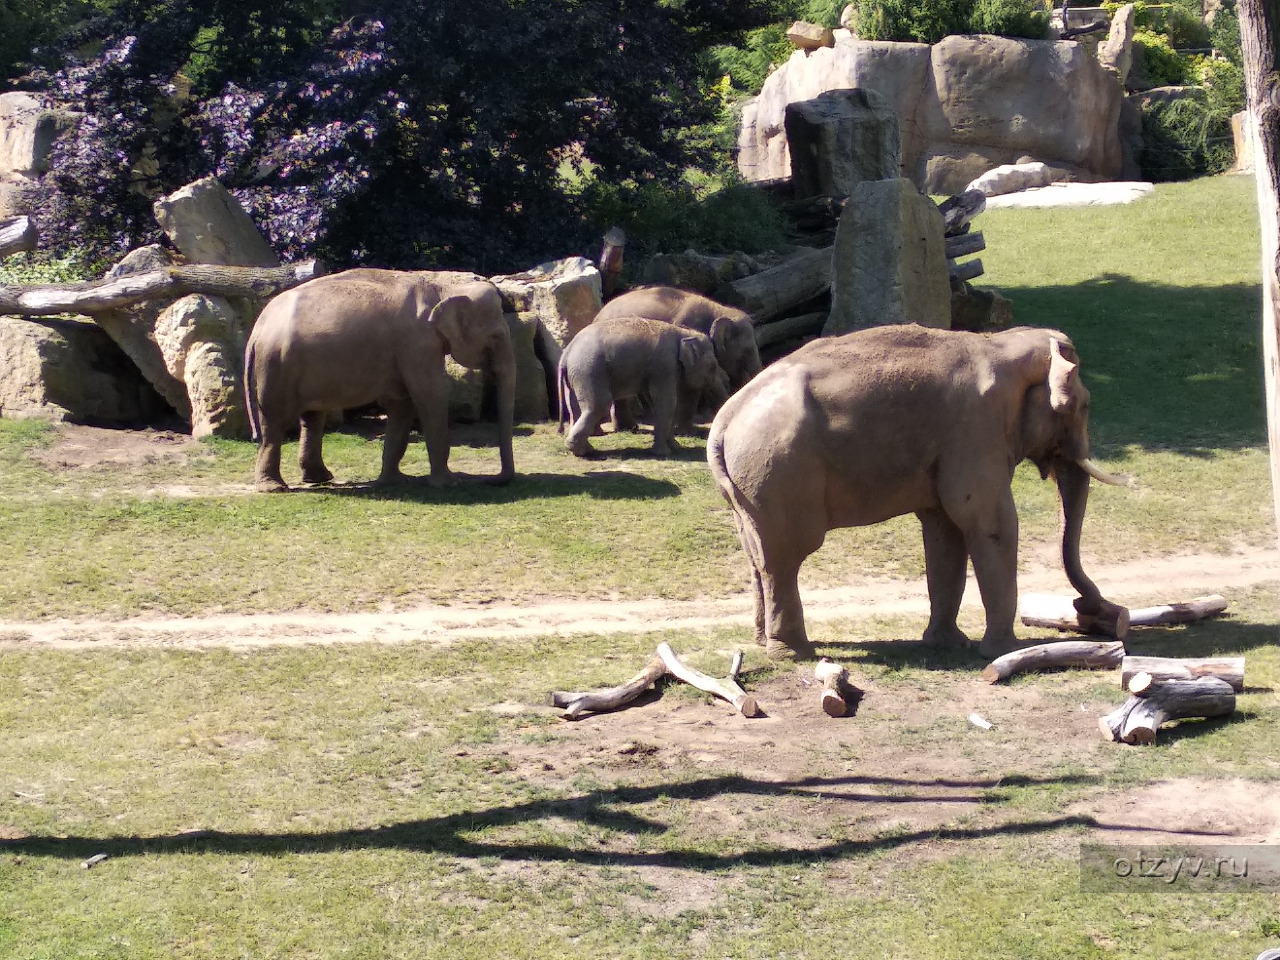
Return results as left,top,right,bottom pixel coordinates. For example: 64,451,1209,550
4,769,1193,869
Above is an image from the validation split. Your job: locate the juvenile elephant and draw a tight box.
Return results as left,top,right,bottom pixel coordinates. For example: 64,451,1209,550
558,316,729,457
594,286,762,391
707,324,1128,660
245,268,516,492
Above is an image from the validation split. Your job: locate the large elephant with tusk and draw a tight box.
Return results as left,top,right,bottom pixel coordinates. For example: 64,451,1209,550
707,324,1129,661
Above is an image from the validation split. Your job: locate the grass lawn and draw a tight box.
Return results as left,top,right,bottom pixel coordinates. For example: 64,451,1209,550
0,174,1277,959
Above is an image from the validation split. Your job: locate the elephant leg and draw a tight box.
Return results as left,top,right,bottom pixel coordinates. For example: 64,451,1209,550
376,398,414,485
918,509,971,648
402,371,456,487
566,401,608,458
253,418,289,493
648,388,678,456
611,399,639,433
730,511,768,647
298,410,334,485
963,492,1021,658
761,562,816,660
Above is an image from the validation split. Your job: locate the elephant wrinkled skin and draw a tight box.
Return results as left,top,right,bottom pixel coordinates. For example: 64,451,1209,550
245,269,516,492
707,324,1127,661
558,316,729,458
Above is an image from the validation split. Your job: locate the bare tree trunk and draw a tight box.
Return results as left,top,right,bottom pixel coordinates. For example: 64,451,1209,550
1239,0,1280,548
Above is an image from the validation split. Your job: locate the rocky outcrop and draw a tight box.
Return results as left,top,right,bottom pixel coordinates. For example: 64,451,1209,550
784,87,900,200
0,92,79,218
154,294,250,438
739,35,1124,195
825,178,950,335
0,314,166,423
153,176,281,268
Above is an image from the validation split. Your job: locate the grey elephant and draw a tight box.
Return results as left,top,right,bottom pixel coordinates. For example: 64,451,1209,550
245,268,516,492
707,324,1128,661
594,286,762,391
557,316,729,457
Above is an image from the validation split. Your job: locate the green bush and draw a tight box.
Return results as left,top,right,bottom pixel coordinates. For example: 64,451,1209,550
1210,6,1242,66
1139,95,1235,181
1199,55,1245,116
853,0,969,43
968,0,1049,38
1162,2,1212,49
1134,28,1192,85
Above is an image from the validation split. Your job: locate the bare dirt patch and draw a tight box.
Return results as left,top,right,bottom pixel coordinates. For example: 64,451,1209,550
31,422,201,470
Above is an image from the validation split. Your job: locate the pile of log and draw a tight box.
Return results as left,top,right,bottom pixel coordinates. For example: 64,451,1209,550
1100,658,1242,744
938,190,986,285
1018,594,1229,641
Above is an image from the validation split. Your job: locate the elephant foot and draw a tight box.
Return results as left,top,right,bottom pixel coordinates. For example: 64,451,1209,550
568,442,602,459
977,635,1023,659
374,469,411,487
424,469,460,488
301,467,334,485
766,637,817,662
255,477,289,493
922,624,971,649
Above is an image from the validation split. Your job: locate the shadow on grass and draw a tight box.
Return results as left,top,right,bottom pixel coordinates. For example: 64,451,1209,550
4,770,1204,867
288,470,683,504
1002,277,1265,454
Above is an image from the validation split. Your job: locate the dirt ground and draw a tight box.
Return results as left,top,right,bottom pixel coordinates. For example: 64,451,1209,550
8,424,1280,855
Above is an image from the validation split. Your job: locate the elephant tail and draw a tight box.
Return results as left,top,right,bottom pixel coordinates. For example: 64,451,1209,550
706,417,768,574
244,340,262,442
556,358,578,434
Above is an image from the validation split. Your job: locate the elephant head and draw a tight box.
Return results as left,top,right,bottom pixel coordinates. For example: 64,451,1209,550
424,279,516,483
679,332,730,406
708,313,763,390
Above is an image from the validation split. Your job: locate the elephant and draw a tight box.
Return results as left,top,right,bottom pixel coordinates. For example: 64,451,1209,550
245,268,516,492
557,316,729,458
594,286,762,391
706,324,1129,661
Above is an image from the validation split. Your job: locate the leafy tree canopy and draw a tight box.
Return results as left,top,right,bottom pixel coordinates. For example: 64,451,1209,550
14,0,772,272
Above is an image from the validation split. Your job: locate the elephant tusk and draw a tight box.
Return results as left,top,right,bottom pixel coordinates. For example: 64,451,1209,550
1077,458,1133,488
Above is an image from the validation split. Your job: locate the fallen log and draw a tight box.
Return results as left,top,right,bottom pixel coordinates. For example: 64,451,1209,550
813,657,862,716
0,260,322,316
1127,594,1229,626
0,216,37,258
1099,676,1236,744
944,231,985,259
726,246,832,324
948,258,984,283
982,639,1126,684
754,311,828,350
548,655,667,720
1121,655,1245,693
1019,594,1131,640
938,190,986,234
657,642,761,717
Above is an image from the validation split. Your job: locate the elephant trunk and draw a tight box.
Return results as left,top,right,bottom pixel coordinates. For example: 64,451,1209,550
490,343,517,485
1055,457,1118,620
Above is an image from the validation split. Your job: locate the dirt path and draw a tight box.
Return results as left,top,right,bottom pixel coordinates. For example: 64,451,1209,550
2,547,1275,650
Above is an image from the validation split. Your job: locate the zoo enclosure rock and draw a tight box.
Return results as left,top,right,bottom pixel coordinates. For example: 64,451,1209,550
0,92,80,219
784,87,901,201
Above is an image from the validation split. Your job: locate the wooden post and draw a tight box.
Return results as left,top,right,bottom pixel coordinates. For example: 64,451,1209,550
1019,594,1131,639
1239,0,1280,550
813,658,862,716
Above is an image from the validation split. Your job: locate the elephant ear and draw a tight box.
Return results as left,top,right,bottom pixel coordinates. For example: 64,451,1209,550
427,294,468,356
1047,338,1080,412
709,316,733,356
678,334,707,372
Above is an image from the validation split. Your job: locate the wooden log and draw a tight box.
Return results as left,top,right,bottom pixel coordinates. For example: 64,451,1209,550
1019,594,1131,639
726,246,832,324
1120,655,1245,692
1099,676,1236,744
948,258,984,283
753,311,828,350
657,642,762,717
0,216,37,258
944,231,985,259
548,655,667,720
938,190,986,234
1128,594,1228,626
982,639,1125,684
0,260,322,316
813,657,862,716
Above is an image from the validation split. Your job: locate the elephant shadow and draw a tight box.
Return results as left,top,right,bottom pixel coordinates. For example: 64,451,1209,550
304,470,682,504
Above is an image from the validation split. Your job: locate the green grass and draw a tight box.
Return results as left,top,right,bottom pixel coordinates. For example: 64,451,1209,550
1,174,1278,958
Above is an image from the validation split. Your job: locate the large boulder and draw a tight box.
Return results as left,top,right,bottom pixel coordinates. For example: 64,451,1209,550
738,35,1125,196
784,87,901,200
825,178,950,335
154,295,249,438
0,315,166,424
0,92,80,217
153,176,280,268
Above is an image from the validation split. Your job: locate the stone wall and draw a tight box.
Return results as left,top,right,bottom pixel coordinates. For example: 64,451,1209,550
738,34,1124,195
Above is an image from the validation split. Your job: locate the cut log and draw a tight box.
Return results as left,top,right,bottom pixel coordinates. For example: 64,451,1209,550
1120,655,1245,692
1099,676,1236,744
548,655,667,720
944,231,985,259
753,311,828,350
982,639,1125,683
1128,594,1228,626
0,216,37,258
948,258,984,283
1019,593,1131,639
0,260,322,316
657,642,762,717
726,246,832,324
813,657,862,717
938,190,986,234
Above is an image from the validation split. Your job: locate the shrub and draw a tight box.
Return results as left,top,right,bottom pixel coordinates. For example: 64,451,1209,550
1139,95,1235,181
1162,2,1211,49
854,0,1047,43
1134,28,1192,86
968,0,1049,39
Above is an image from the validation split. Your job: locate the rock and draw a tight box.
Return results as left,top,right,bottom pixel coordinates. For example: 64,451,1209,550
0,314,166,424
965,161,1054,198
787,21,835,51
153,176,279,268
640,249,763,297
491,257,602,349
738,35,1123,196
840,4,857,30
154,295,249,438
0,92,78,179
784,87,900,201
825,178,950,336
1098,3,1135,86
950,283,1013,332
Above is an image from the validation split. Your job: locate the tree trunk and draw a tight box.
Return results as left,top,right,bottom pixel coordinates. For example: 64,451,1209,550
1239,0,1280,549
0,217,36,258
724,246,832,324
982,639,1125,683
1099,677,1236,744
